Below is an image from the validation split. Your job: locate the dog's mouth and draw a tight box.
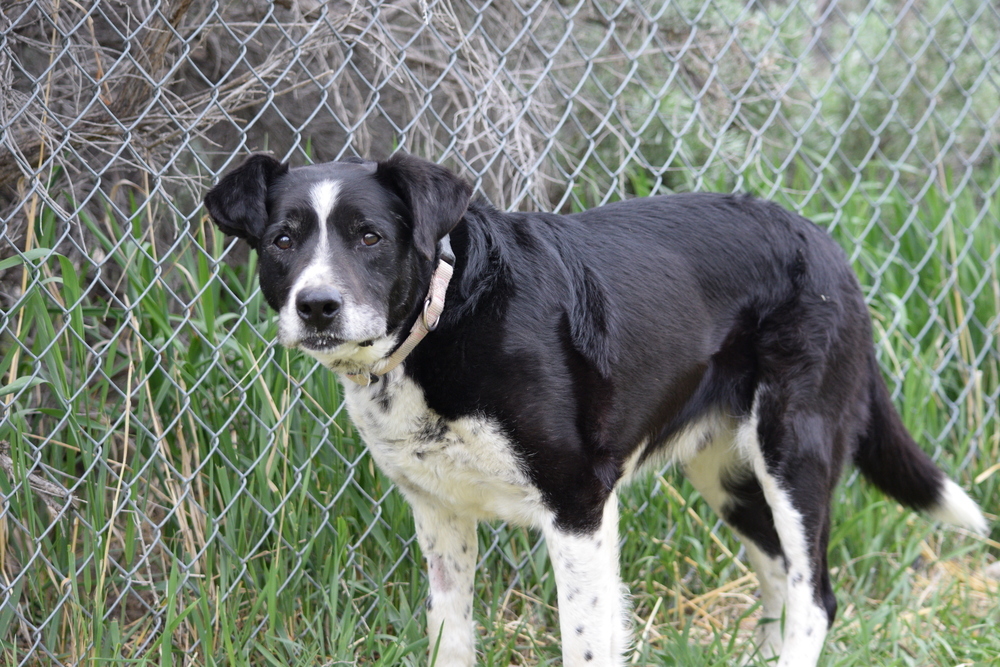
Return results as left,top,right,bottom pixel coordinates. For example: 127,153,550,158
298,334,347,351
298,335,378,352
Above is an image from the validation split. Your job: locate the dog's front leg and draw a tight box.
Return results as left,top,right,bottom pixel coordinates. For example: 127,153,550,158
410,498,478,666
543,493,629,667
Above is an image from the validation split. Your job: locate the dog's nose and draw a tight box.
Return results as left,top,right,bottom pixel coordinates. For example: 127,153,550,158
296,286,343,328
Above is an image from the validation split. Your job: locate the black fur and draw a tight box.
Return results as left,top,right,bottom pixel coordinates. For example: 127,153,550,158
374,153,472,261
854,352,946,509
720,470,783,559
406,190,937,534
204,155,288,248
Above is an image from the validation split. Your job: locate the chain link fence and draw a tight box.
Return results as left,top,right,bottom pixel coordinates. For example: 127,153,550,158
1,0,998,664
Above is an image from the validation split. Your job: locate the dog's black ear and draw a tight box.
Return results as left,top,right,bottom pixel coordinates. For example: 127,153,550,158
204,154,288,249
374,153,472,261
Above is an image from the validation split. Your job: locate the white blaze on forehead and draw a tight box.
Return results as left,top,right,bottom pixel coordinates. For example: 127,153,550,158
299,179,341,282
310,180,341,245
277,179,343,345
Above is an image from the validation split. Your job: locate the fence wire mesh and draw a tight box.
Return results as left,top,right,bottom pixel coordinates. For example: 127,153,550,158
1,0,998,665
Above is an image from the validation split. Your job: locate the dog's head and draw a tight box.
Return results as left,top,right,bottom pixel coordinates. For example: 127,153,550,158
204,153,471,371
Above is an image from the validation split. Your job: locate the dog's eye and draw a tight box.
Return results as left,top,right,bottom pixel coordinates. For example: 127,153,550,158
274,235,292,250
362,232,381,247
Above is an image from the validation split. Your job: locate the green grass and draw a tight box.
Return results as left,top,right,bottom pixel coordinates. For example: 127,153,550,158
1,168,997,666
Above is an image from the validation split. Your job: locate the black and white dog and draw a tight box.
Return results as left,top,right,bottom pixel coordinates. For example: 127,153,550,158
205,153,986,666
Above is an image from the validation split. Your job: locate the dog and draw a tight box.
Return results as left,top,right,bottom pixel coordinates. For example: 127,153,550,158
204,152,987,667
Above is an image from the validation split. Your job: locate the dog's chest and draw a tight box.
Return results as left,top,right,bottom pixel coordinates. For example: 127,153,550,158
341,370,545,524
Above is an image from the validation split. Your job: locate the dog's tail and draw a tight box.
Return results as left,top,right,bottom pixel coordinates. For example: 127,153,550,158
853,353,988,535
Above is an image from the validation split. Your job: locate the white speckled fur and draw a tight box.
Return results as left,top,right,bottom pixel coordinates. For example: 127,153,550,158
342,370,546,526
409,498,478,666
543,494,630,666
341,368,548,666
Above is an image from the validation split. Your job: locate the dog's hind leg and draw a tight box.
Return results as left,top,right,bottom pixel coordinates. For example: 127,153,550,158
543,492,630,667
735,394,839,667
409,498,478,667
683,432,788,662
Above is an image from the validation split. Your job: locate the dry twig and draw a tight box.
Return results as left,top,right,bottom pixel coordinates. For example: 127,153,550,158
0,439,78,514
